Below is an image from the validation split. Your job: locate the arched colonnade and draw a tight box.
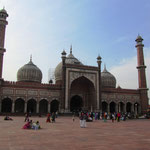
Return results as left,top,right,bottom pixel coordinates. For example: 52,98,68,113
0,97,60,114
102,101,141,114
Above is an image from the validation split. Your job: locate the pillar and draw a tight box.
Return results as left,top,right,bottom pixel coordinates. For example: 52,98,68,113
12,101,14,113
36,101,39,113
48,102,50,113
131,104,134,113
124,103,126,113
0,100,1,112
118,103,121,112
135,104,138,115
24,102,27,113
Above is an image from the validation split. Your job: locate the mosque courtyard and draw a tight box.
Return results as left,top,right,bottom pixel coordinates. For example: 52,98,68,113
0,116,149,150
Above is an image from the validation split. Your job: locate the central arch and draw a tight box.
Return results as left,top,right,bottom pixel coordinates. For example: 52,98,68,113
70,76,96,112
70,95,83,112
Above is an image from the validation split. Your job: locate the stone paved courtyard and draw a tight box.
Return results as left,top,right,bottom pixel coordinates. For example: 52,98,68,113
0,116,150,150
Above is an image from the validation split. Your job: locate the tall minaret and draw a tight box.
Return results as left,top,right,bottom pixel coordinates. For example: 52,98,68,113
0,8,8,79
135,35,148,113
97,55,102,112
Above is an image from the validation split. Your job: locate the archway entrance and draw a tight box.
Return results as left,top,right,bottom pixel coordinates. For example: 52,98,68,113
70,95,83,112
126,102,132,113
2,98,12,113
27,99,36,113
102,102,108,112
15,98,25,113
110,102,116,113
39,99,48,114
70,76,96,111
50,100,59,113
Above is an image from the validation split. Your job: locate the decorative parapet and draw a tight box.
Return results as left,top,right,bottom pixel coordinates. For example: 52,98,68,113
102,92,140,103
3,80,61,89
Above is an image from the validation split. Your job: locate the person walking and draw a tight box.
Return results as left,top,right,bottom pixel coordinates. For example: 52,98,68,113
112,113,115,123
46,113,51,123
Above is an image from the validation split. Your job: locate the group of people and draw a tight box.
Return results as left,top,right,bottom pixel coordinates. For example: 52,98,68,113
103,112,133,122
104,112,121,122
77,111,133,128
46,112,56,123
23,119,41,130
2,111,135,131
23,113,41,130
22,112,57,130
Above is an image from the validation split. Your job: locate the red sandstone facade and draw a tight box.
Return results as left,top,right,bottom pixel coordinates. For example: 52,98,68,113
0,9,149,115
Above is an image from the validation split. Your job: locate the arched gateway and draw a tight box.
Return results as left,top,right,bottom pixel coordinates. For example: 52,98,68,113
70,95,83,112
70,76,96,112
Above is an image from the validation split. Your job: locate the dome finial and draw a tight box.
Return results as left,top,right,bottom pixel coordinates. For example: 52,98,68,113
104,63,107,71
70,44,72,54
104,63,106,69
30,55,32,62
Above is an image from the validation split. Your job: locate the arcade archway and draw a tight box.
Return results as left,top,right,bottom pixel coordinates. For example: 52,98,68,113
50,100,59,113
126,102,132,113
15,98,25,113
39,99,48,114
70,76,96,111
70,95,83,112
110,102,116,113
102,101,108,112
27,99,36,113
2,98,12,113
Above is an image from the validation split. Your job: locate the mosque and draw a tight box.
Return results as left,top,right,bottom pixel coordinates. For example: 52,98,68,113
0,8,149,115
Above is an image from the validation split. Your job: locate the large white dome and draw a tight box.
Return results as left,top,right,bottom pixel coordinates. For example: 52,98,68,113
101,65,116,88
17,59,42,83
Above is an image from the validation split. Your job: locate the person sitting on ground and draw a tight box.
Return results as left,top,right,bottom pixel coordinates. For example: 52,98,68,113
32,121,41,130
22,120,32,129
4,116,13,121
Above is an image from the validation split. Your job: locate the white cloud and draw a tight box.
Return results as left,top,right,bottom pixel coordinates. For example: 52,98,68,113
110,47,150,104
115,36,129,43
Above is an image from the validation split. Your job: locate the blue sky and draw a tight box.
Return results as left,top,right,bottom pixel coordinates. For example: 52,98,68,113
0,0,150,101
